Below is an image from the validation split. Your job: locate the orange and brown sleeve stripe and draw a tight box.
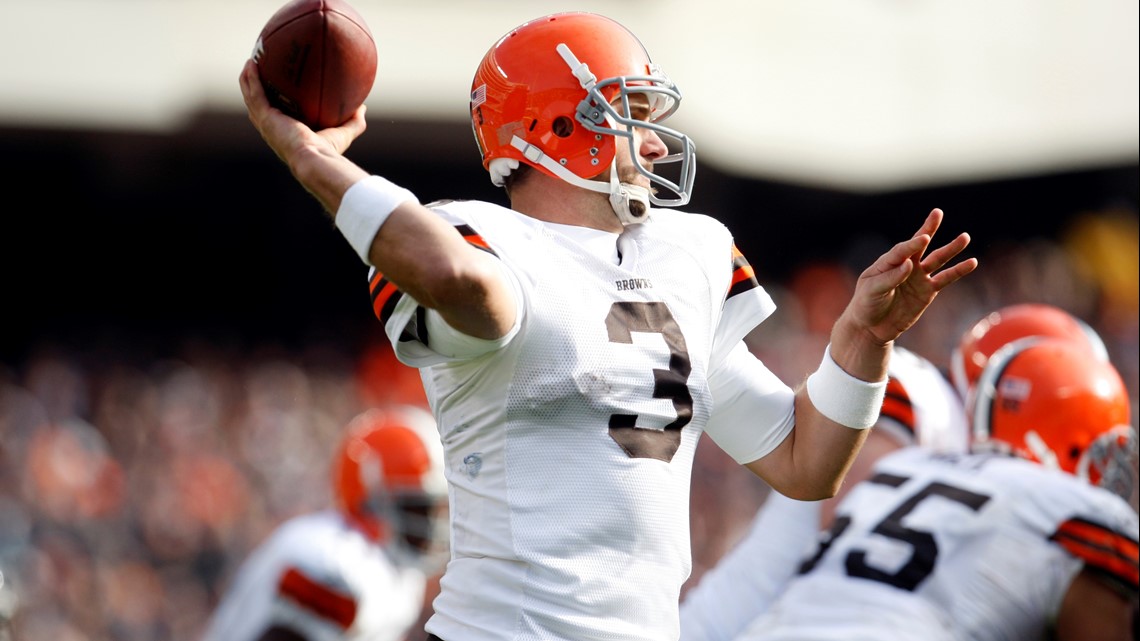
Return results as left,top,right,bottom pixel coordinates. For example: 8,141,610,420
369,271,402,324
1051,517,1139,590
277,567,358,629
727,244,760,299
454,224,497,256
880,376,917,438
367,224,497,325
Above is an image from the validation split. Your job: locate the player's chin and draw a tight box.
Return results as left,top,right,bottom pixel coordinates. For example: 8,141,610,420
621,171,652,190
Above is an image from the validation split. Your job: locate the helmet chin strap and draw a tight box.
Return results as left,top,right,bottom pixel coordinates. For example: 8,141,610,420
1023,430,1060,470
509,135,650,225
607,161,650,224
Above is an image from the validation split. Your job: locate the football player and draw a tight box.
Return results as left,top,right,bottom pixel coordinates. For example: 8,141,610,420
736,338,1138,641
681,302,1118,641
680,345,969,641
239,11,975,640
201,406,447,641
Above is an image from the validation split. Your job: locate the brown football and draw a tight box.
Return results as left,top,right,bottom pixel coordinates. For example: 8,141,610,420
252,0,377,130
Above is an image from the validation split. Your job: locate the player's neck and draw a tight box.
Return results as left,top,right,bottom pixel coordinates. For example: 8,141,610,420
510,174,623,233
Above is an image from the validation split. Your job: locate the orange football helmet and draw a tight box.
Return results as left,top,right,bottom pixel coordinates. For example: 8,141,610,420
949,303,1108,401
332,406,448,564
469,12,696,223
970,338,1136,497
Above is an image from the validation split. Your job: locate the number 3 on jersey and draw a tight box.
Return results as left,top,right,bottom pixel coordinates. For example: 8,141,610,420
605,301,695,462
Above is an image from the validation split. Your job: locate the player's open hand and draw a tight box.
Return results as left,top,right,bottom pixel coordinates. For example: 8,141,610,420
845,208,977,346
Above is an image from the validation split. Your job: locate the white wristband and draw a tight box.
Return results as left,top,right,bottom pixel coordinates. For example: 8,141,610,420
805,344,887,430
335,175,418,264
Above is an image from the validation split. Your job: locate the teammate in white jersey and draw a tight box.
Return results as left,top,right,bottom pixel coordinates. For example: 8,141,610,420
238,11,976,641
680,303,1111,641
679,345,969,641
201,406,447,641
735,338,1139,641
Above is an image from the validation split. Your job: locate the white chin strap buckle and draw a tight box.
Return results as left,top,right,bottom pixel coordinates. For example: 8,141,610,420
610,183,650,225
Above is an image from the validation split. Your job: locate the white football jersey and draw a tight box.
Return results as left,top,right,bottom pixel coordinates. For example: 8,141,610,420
366,201,785,641
201,511,428,641
737,447,1140,641
877,345,969,454
679,346,969,641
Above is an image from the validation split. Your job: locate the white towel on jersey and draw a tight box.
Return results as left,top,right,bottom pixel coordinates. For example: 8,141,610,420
737,447,1139,641
201,511,427,641
366,200,789,641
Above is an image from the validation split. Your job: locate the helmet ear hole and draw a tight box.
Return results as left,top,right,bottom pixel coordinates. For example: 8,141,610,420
552,116,575,138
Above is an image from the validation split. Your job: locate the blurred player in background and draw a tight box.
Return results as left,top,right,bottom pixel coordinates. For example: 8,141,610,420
679,345,968,641
949,301,1109,403
734,338,1139,641
681,301,1122,641
240,10,976,640
201,406,448,641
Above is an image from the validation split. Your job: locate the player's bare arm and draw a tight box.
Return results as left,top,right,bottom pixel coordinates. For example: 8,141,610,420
1053,568,1135,641
748,208,977,499
239,59,516,340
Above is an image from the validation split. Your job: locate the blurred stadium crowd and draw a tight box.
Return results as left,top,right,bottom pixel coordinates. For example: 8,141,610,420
0,206,1136,641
